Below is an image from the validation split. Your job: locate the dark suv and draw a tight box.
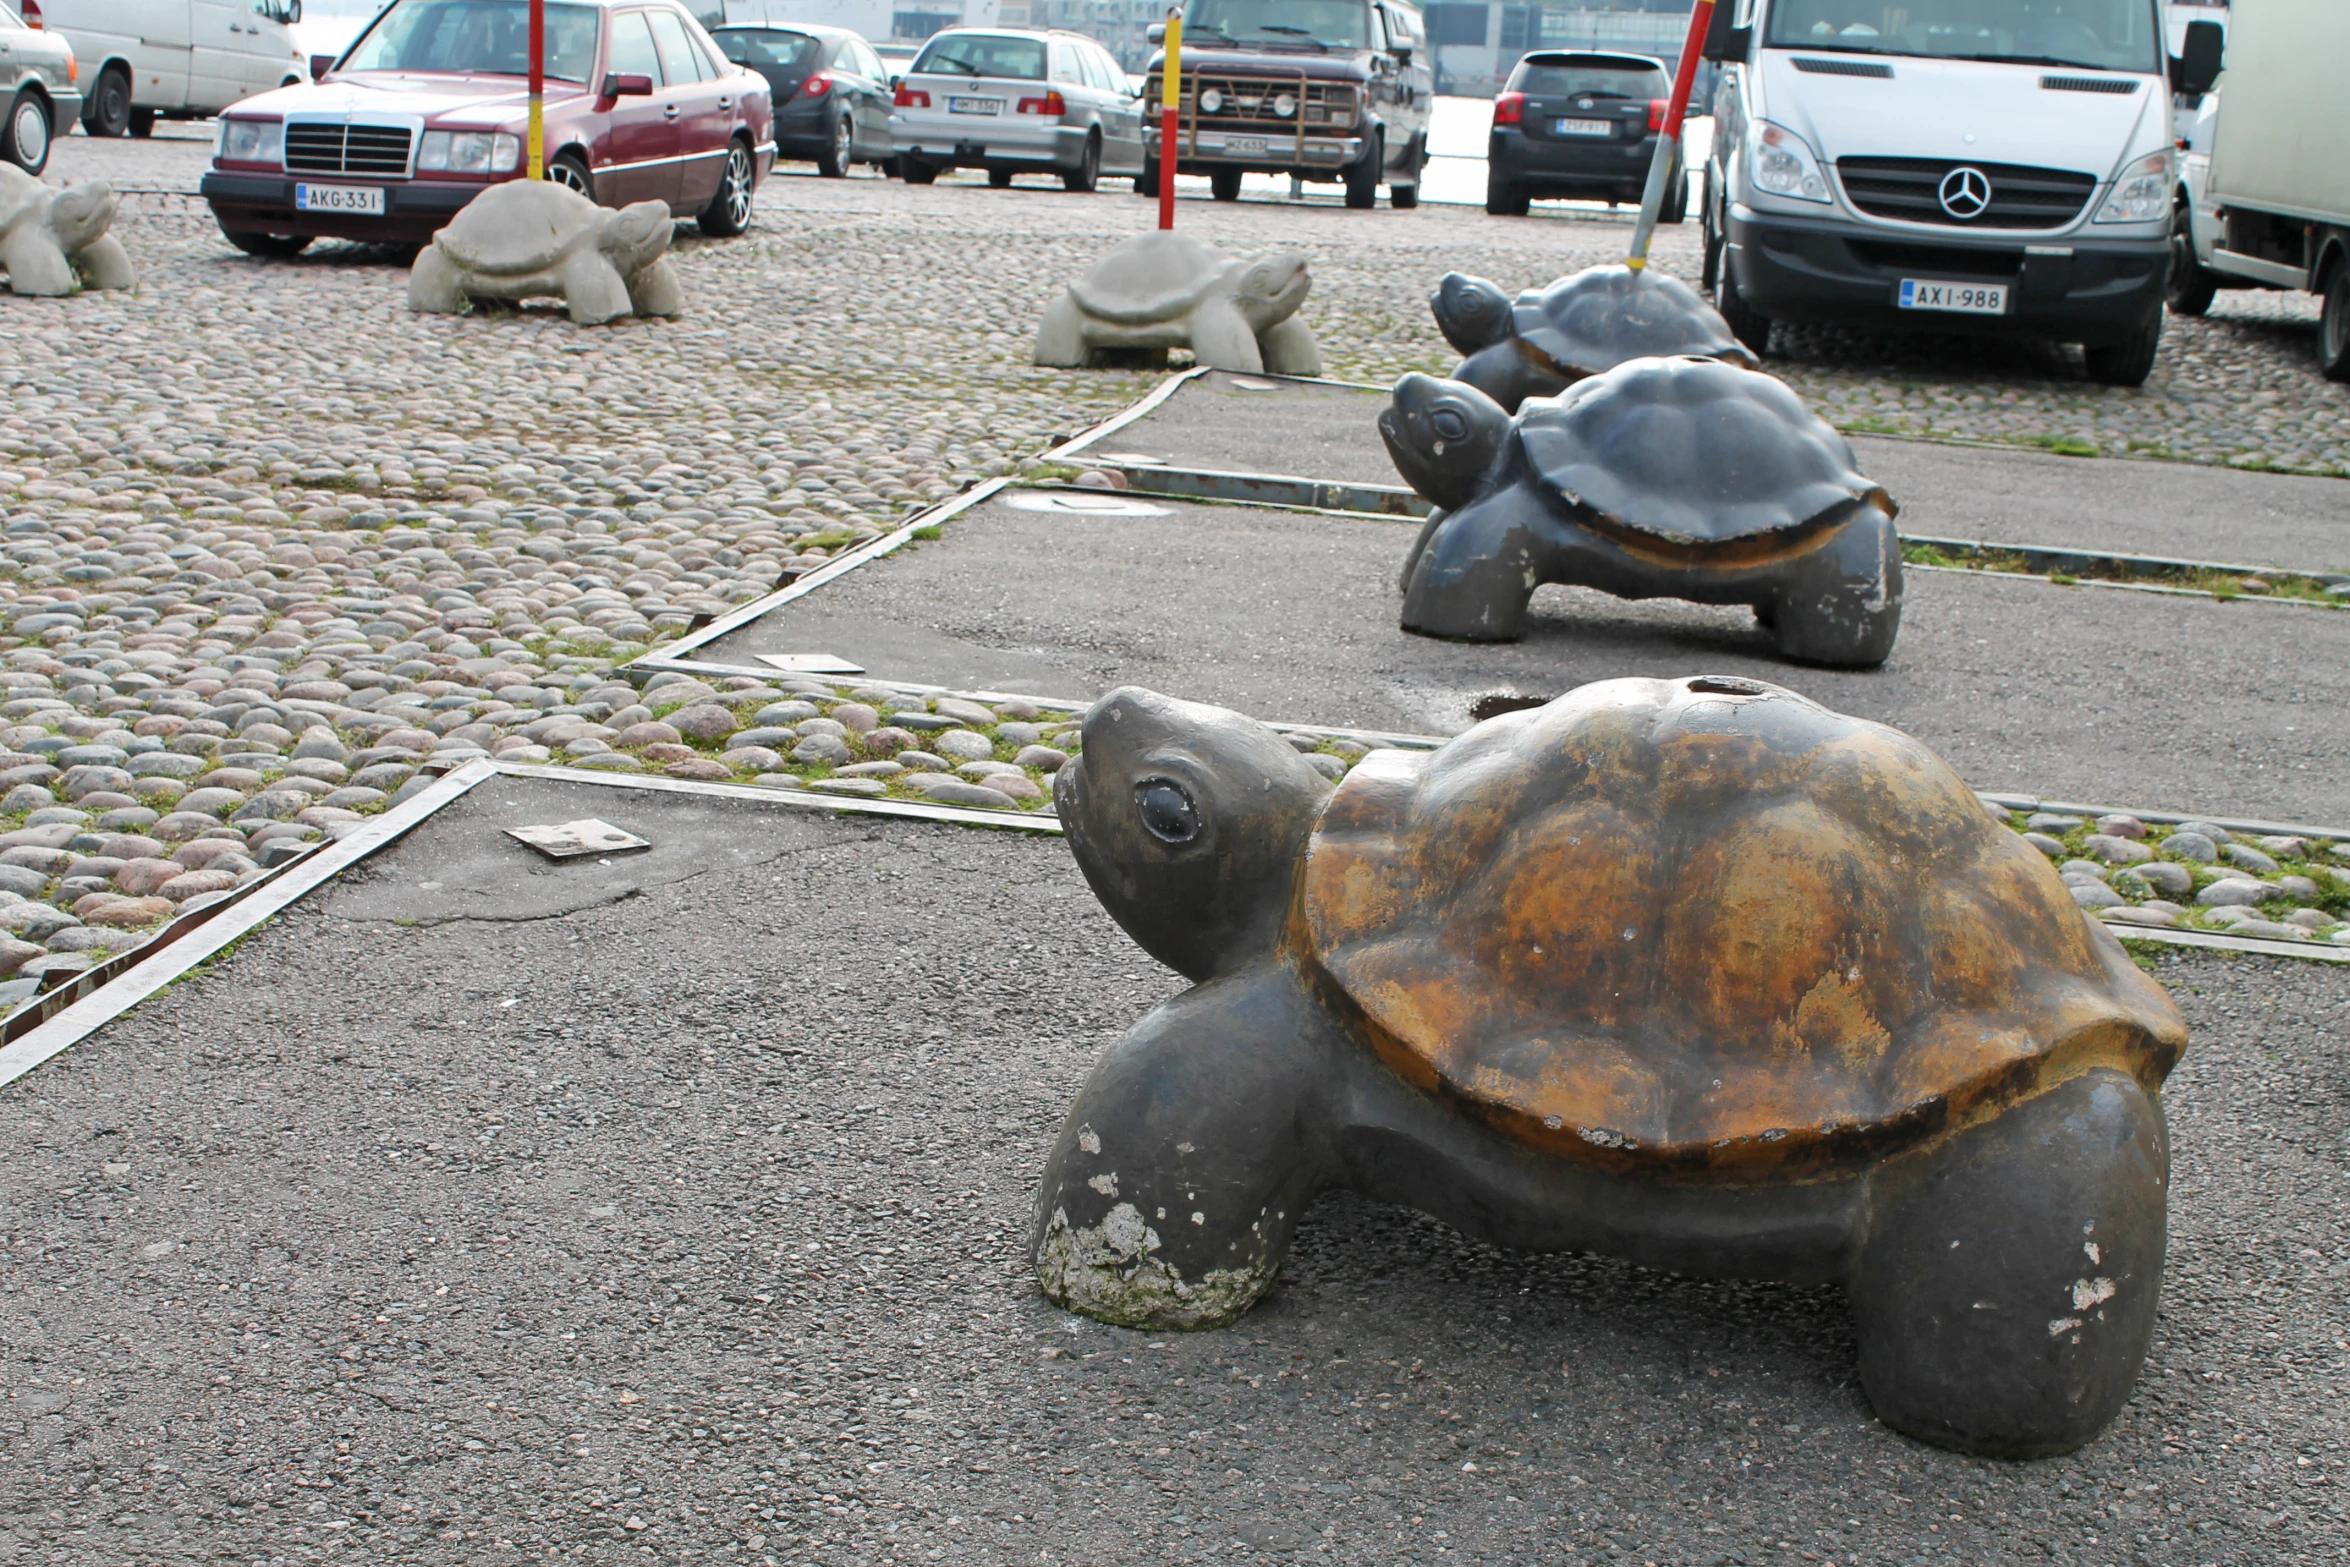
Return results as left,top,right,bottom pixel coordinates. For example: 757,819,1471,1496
1141,0,1432,209
1486,50,1684,220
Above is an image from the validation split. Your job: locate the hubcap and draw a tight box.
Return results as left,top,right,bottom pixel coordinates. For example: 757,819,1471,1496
14,101,48,165
550,161,587,193
835,121,851,164
725,149,752,227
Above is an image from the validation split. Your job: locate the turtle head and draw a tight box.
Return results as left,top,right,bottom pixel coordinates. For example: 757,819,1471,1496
602,200,675,275
1228,251,1312,331
47,182,119,251
1379,372,1512,512
1429,272,1513,355
1053,685,1331,983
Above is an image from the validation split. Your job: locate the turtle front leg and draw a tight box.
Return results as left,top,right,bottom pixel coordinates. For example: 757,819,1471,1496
71,234,136,292
1449,343,1557,414
1399,493,1549,642
1764,503,1903,668
2,227,73,297
1848,1069,2169,1458
406,245,466,315
1032,963,1337,1331
558,250,632,326
1256,315,1323,377
1187,298,1267,375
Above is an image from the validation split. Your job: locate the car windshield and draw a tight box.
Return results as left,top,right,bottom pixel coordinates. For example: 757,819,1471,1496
912,33,1045,78
1764,0,2163,73
711,27,820,70
342,0,602,81
1514,58,1668,96
1183,0,1368,49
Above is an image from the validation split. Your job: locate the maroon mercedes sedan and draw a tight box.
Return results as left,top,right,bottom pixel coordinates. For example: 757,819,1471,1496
200,0,774,256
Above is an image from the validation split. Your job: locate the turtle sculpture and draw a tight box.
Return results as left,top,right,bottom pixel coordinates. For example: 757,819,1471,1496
1033,230,1321,376
1432,265,1756,412
0,167,136,297
1381,357,1903,666
1035,678,2188,1459
407,180,682,326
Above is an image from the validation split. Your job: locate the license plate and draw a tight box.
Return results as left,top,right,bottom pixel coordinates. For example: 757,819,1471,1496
1554,117,1612,136
1224,135,1268,155
947,96,1002,115
294,182,385,214
1898,278,2009,315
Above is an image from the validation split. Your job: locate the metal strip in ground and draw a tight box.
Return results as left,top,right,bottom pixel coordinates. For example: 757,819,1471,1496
487,761,1067,832
1045,367,1208,459
1974,793,2350,844
2109,926,2350,963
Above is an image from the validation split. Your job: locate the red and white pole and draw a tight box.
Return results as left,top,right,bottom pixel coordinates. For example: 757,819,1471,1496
1626,0,1714,271
527,0,546,179
1158,6,1182,230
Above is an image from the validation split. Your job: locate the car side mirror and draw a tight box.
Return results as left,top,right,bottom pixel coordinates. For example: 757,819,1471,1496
1702,0,1751,62
603,71,655,97
285,0,300,21
2171,19,2223,97
889,74,902,89
1393,45,1411,65
309,52,333,79
1146,22,1165,44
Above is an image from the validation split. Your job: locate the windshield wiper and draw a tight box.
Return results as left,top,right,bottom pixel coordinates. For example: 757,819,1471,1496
927,53,979,74
1955,52,2120,68
1252,25,1331,49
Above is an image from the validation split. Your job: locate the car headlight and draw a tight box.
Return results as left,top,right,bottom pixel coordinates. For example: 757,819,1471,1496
217,118,285,165
419,130,521,174
2095,149,2171,224
1748,120,1829,203
1272,92,1295,118
1198,87,1222,113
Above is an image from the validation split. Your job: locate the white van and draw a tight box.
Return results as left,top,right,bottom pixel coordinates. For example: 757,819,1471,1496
27,0,306,137
1698,0,2179,387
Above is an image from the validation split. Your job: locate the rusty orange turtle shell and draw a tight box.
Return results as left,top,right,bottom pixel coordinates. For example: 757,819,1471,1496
1293,676,2187,1177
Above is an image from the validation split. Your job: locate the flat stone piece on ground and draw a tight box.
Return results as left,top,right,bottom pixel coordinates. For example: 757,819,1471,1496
504,819,653,860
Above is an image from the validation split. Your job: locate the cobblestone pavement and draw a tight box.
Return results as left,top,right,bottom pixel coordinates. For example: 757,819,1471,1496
1,782,2345,1566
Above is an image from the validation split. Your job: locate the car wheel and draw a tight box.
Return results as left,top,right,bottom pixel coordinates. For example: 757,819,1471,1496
3,90,52,176
1389,135,1423,207
1209,166,1241,202
1701,187,1722,290
1484,175,1527,217
1659,165,1688,224
85,66,132,139
699,140,755,236
1062,132,1100,193
1135,156,1159,196
548,151,594,199
988,167,1014,188
2083,311,2163,388
128,107,156,137
2165,202,2218,318
2317,260,2350,384
817,115,853,179
1344,131,1381,210
901,158,939,185
1714,253,1771,355
220,225,312,259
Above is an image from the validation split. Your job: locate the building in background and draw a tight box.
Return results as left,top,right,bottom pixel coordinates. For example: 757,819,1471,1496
719,0,1012,47
1016,0,1163,72
1424,0,1693,98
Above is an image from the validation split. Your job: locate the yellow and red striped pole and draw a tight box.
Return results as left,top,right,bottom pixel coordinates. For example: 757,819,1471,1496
1158,7,1182,229
1627,0,1714,271
527,0,546,178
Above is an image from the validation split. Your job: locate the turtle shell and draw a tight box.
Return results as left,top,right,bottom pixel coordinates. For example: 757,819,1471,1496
1515,356,1893,553
436,179,600,273
1295,675,2187,1177
1511,265,1758,380
1069,231,1225,324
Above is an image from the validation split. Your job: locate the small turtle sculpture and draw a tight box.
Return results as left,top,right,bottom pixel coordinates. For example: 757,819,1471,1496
1035,678,2187,1458
1033,230,1321,376
1381,357,1903,666
1432,265,1756,412
407,180,681,326
0,167,135,297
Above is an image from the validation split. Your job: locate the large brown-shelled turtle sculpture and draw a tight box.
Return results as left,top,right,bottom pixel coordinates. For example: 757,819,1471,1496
1381,357,1903,666
1432,265,1756,412
1035,678,2187,1459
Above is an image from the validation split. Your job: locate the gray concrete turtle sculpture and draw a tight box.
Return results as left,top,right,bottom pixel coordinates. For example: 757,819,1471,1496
1381,357,1903,666
1432,264,1756,412
0,167,136,297
1035,677,2188,1458
407,180,681,326
1033,230,1321,375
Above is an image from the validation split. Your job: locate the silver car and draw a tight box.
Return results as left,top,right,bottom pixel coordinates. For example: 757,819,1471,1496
0,0,80,174
890,28,1144,192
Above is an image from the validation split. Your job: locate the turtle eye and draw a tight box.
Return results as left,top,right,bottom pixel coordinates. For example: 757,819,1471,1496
1431,407,1468,441
1135,780,1199,845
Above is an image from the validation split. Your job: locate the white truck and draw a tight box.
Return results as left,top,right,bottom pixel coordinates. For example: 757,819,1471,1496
2172,0,2350,380
24,0,307,137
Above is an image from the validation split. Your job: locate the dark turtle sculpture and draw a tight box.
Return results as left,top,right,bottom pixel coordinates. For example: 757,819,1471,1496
1034,678,2188,1459
1432,265,1757,412
1381,357,1903,666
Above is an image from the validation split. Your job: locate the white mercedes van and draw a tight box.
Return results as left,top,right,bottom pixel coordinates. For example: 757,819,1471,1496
1699,0,2177,386
28,0,306,137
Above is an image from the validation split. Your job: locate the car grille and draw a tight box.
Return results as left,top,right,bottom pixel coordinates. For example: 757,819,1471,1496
1791,56,1893,78
1836,157,2095,229
285,122,413,177
1143,73,1358,128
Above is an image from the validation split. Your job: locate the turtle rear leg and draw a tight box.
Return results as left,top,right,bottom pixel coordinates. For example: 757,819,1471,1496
1766,504,1903,667
1849,1069,2169,1458
1032,965,1336,1331
1399,495,1547,642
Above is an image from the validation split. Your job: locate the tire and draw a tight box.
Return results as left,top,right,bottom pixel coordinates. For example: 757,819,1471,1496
879,156,901,179
2083,312,2163,388
547,151,594,199
2318,261,2350,384
1135,156,1159,196
2165,202,2218,318
3,90,52,176
986,167,1012,188
816,115,853,178
1389,136,1423,207
1062,132,1100,193
220,226,312,258
128,108,156,138
1660,164,1688,224
1344,132,1381,210
1701,191,1722,290
1484,177,1528,216
1714,254,1771,356
1209,166,1241,202
698,139,755,236
85,66,132,139
900,158,938,185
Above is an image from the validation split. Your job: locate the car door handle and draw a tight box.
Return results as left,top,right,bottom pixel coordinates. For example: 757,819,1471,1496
663,104,680,119
717,96,732,109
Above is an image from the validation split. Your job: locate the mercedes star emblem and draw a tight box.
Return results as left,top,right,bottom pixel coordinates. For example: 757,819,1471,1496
1938,165,1992,220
